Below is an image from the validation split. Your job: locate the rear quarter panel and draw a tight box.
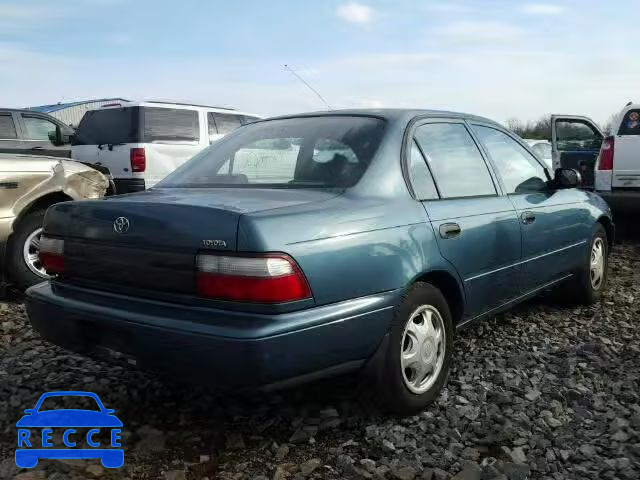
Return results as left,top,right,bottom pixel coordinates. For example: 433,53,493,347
238,195,461,306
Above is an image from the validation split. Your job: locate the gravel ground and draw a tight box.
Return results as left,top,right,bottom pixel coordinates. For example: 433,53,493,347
1,225,639,480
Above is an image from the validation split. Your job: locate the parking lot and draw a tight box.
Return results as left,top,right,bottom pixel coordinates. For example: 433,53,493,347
0,220,637,480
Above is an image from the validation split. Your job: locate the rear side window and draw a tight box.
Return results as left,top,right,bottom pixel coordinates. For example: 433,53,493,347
143,108,199,142
414,123,496,198
73,107,140,145
0,114,17,139
618,110,640,135
211,113,243,135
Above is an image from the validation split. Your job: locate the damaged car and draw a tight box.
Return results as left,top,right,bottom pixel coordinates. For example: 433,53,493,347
0,153,109,290
26,110,613,413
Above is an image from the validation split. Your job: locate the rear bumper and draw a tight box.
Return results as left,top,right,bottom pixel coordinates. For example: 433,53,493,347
26,282,396,389
598,190,640,213
113,178,145,194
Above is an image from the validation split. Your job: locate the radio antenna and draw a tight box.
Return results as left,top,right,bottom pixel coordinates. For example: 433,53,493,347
284,64,332,110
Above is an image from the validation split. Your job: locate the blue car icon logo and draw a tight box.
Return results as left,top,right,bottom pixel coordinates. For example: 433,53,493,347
16,391,124,468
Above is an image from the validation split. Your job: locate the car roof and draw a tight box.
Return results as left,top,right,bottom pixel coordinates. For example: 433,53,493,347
0,107,55,114
94,101,260,117
262,108,502,127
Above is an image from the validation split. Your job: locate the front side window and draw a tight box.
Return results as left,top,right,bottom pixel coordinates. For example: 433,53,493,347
212,113,243,135
159,116,385,189
408,141,438,200
474,125,548,194
143,108,199,142
0,114,17,139
618,110,640,136
414,123,496,198
555,120,602,151
21,115,57,142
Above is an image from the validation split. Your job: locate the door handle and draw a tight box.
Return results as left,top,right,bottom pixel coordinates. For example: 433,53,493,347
439,222,461,239
521,211,536,225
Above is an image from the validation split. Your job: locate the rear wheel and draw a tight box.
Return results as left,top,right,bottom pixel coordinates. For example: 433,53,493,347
7,210,51,291
374,282,454,415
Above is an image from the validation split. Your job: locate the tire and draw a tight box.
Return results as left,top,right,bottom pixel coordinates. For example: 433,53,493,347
566,224,609,305
374,282,454,415
7,210,50,291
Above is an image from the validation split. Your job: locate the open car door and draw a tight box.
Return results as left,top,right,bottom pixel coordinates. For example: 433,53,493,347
551,115,603,189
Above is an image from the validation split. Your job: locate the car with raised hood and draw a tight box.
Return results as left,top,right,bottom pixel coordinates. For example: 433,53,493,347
71,101,260,194
26,109,613,414
0,154,109,291
552,104,640,212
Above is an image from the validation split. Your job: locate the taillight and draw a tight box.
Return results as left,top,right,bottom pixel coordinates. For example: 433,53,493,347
196,253,311,303
130,148,146,172
39,236,64,275
598,136,614,171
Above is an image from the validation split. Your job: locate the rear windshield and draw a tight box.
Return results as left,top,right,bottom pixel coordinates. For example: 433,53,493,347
618,110,640,136
158,116,386,189
73,107,139,145
73,106,200,145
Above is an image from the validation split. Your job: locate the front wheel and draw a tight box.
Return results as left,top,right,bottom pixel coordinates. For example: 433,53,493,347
566,224,609,305
374,282,454,415
7,210,51,291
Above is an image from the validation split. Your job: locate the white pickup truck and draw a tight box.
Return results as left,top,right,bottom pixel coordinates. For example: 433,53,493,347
551,103,640,212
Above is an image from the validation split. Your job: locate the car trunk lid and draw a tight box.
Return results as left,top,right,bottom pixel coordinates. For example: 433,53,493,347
45,188,338,294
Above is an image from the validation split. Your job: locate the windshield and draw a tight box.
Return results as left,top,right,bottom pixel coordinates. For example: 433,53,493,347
158,116,386,189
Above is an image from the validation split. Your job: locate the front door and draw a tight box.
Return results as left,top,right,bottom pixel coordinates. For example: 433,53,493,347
551,115,603,189
412,120,522,318
18,113,71,158
472,123,590,293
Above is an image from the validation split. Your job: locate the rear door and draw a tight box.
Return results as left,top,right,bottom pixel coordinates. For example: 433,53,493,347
413,120,522,318
142,107,205,187
0,112,23,155
551,115,603,189
612,108,640,189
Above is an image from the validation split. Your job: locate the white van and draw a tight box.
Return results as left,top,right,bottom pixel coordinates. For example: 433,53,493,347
71,101,260,193
551,103,640,211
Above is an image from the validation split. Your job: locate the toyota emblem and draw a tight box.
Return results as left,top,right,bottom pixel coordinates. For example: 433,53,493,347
113,216,130,234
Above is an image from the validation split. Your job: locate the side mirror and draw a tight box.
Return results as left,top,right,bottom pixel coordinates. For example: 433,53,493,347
51,126,73,146
555,168,582,188
24,409,34,414
104,409,115,414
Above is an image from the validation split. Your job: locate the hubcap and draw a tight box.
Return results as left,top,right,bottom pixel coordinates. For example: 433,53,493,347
400,305,446,394
23,227,50,278
590,237,605,290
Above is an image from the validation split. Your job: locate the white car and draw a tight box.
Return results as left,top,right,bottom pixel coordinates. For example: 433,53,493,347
524,139,552,168
551,104,640,211
71,101,260,192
